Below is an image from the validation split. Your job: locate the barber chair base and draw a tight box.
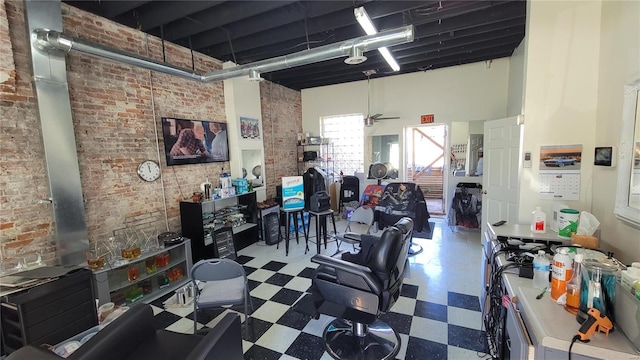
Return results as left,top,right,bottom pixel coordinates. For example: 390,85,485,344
408,242,423,256
323,319,400,360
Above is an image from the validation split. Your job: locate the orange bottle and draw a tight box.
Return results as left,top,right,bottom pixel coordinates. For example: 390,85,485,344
551,247,573,301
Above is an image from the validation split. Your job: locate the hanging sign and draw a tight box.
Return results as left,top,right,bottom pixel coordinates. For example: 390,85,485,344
421,114,434,124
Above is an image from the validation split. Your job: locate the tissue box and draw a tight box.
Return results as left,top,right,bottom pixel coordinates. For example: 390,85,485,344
220,187,235,198
570,234,599,249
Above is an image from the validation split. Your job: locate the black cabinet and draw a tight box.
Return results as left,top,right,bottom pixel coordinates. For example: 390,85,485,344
180,191,258,263
1,268,97,355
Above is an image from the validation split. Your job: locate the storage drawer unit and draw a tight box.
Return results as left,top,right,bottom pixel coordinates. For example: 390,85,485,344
1,268,97,355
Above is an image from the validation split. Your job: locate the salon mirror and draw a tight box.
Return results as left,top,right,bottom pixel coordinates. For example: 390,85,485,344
450,120,485,176
366,134,399,178
614,76,640,227
241,149,263,187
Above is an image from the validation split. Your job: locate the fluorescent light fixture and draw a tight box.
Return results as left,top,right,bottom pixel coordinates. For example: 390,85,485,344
354,6,401,72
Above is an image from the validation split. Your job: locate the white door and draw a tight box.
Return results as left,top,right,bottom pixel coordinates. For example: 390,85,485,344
481,116,522,236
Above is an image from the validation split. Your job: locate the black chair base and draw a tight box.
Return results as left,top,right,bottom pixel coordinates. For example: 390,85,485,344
408,242,423,256
323,319,400,360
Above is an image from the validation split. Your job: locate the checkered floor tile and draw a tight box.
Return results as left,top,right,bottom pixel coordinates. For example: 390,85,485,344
150,219,489,360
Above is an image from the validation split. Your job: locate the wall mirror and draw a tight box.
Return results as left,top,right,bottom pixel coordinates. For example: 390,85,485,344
366,134,399,179
450,120,484,177
241,149,263,187
614,76,640,227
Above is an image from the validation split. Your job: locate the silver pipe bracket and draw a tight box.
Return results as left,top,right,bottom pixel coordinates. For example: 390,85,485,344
32,28,71,55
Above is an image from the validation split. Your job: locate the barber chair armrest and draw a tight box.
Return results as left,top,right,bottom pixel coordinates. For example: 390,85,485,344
5,345,62,360
336,232,364,243
185,313,243,360
311,254,381,294
71,304,156,360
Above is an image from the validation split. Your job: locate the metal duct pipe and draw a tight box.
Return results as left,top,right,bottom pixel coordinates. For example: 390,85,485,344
33,28,202,81
33,25,415,83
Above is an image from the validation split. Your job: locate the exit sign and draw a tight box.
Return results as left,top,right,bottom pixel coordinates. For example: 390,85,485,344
421,114,434,124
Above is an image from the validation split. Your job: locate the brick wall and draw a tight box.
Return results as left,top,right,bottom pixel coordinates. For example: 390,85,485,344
0,2,301,265
260,81,302,199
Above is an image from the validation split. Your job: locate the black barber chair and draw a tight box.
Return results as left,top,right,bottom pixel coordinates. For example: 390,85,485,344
375,182,430,255
5,303,243,360
294,217,413,360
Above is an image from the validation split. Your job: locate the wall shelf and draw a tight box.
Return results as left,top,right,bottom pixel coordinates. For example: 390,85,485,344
92,240,192,306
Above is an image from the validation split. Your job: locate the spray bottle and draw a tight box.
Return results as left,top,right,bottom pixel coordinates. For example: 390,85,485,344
551,247,573,301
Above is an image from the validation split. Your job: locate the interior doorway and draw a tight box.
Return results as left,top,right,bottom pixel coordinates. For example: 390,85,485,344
405,124,447,216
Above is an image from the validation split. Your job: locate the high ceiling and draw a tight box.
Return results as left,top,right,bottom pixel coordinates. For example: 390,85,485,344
63,0,526,91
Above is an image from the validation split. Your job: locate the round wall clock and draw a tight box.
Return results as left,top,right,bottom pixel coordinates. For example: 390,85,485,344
137,160,160,182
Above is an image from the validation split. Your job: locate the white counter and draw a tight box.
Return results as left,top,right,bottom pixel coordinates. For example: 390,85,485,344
488,223,571,244
486,223,639,359
516,286,638,359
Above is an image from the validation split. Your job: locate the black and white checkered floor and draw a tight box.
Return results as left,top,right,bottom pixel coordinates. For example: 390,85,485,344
149,219,489,360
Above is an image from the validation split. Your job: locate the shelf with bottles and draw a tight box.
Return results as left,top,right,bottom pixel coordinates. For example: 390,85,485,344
91,239,192,305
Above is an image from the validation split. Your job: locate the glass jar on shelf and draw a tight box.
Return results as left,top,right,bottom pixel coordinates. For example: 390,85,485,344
154,252,170,268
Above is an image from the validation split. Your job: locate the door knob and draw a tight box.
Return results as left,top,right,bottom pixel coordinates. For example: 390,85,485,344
482,190,487,195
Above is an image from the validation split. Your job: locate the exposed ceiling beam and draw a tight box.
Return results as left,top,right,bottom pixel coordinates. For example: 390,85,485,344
203,1,430,58
188,1,372,50
267,28,524,80
274,44,518,89
157,1,296,41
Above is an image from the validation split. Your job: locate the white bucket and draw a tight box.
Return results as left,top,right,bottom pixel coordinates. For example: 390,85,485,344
558,209,579,239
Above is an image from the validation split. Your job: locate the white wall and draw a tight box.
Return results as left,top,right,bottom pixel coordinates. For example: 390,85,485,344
301,59,510,185
519,0,602,221
520,0,640,264
223,62,267,201
507,40,526,117
592,0,640,263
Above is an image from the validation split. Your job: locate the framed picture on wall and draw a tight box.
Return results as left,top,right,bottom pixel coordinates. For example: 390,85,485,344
239,117,260,139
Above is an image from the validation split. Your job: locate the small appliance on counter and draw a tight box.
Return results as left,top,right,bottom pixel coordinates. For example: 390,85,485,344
158,231,183,247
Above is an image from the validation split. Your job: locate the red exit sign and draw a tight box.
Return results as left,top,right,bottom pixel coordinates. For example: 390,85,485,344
421,114,434,124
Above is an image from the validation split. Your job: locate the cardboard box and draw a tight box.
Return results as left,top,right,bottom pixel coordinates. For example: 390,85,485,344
282,176,304,210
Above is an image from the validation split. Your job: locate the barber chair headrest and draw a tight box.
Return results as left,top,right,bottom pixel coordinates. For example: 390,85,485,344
393,218,413,235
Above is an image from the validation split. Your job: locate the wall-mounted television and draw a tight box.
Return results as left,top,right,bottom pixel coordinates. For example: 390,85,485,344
161,117,229,166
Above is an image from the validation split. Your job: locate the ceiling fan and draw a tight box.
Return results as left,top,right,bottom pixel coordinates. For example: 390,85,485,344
363,69,399,127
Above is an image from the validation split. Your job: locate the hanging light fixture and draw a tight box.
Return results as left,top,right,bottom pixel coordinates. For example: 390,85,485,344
344,46,367,65
354,6,401,72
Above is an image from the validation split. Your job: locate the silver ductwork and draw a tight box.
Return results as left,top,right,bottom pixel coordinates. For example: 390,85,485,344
33,25,415,82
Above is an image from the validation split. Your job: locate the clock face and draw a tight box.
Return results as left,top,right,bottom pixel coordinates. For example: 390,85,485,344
137,160,160,182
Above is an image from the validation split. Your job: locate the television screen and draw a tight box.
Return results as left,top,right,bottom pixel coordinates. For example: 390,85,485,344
161,117,229,166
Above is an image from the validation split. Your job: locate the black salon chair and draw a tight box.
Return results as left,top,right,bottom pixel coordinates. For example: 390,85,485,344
339,175,360,213
375,182,430,255
5,303,243,360
294,217,413,360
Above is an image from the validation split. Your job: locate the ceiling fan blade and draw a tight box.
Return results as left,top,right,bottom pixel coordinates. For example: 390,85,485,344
375,116,400,120
370,114,383,120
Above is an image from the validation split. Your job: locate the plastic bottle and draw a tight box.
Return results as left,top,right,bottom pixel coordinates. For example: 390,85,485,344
533,250,551,289
531,207,546,233
620,267,640,293
551,247,573,301
564,254,583,315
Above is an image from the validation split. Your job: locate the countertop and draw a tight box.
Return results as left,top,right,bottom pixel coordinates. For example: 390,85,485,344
516,286,639,358
487,224,639,358
488,223,572,244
